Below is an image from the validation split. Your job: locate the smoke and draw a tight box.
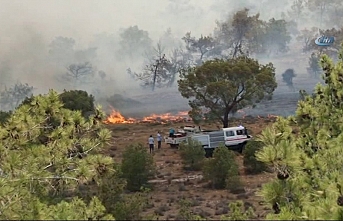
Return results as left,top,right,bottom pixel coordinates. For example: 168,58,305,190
0,0,338,115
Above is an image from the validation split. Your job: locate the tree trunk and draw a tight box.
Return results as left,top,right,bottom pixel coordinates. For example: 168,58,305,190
222,111,229,128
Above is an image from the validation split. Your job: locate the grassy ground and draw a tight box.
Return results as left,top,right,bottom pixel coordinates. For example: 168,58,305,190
103,116,277,220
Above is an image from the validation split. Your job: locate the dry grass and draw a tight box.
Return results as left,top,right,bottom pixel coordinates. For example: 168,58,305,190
102,117,276,220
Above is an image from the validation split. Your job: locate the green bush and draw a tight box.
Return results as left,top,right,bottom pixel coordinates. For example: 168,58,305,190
176,199,205,220
179,139,205,171
113,191,148,220
220,200,255,220
243,140,268,174
121,143,155,191
202,146,241,190
59,90,95,117
0,110,12,125
19,90,95,118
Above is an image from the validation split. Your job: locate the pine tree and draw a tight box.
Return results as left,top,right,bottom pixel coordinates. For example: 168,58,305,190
256,44,343,219
0,90,115,219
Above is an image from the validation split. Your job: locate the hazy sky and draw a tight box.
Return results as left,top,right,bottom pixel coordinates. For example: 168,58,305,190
0,0,220,46
0,0,295,97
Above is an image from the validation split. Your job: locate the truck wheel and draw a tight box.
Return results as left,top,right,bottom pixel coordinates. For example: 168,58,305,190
170,144,178,149
205,148,214,158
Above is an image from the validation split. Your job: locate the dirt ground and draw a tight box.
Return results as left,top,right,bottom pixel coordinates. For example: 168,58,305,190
103,116,277,220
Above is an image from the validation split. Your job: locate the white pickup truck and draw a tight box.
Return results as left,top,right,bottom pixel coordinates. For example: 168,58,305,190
165,126,252,157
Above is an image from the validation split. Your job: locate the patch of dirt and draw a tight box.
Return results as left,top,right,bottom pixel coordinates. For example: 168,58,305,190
103,117,276,220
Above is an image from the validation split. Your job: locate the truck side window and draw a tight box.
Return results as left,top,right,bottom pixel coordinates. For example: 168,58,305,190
236,130,243,135
226,131,235,136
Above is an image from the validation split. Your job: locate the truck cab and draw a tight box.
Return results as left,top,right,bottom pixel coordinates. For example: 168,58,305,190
223,126,251,150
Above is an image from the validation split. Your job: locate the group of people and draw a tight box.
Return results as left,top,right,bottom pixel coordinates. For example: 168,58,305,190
148,131,162,153
148,128,176,153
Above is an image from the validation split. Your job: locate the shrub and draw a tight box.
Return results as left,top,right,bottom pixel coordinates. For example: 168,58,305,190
243,140,268,174
202,146,241,190
179,139,205,171
121,143,155,191
220,200,255,220
113,191,148,220
176,199,204,220
19,90,95,118
59,90,95,117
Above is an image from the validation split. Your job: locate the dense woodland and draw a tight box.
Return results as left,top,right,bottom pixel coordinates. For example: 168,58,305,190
1,0,343,220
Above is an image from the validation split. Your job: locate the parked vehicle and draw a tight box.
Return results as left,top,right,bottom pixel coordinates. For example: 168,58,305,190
165,126,252,157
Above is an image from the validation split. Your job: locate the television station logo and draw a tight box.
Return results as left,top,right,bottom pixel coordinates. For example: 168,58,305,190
314,35,335,46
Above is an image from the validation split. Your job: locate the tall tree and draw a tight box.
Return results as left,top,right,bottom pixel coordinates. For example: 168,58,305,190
0,82,34,110
0,90,115,219
178,56,277,127
118,25,153,60
128,42,188,89
215,8,261,58
263,18,291,55
64,62,95,87
181,32,217,65
256,44,343,220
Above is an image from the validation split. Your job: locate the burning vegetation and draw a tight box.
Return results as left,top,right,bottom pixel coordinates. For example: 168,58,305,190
104,109,190,124
103,108,278,125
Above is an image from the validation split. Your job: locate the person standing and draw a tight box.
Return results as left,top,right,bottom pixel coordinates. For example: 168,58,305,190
169,128,175,137
148,135,154,153
157,131,162,149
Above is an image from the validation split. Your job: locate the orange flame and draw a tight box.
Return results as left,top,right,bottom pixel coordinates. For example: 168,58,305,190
104,109,136,124
104,109,190,124
103,109,278,125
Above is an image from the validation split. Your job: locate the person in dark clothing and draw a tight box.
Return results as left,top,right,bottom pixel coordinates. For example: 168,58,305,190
169,128,175,137
148,135,154,153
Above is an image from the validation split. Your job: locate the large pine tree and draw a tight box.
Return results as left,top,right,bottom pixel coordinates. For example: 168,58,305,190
0,90,115,219
256,44,343,219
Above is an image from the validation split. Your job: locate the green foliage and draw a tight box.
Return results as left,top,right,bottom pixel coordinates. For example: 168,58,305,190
215,8,291,56
0,89,114,219
176,199,205,220
42,197,113,220
20,90,96,118
182,32,217,64
121,143,155,191
179,139,205,171
221,200,255,220
308,52,322,78
178,56,277,127
202,146,240,190
113,190,149,220
256,44,343,219
59,90,95,117
264,18,291,54
243,140,268,174
83,161,126,215
0,110,11,125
